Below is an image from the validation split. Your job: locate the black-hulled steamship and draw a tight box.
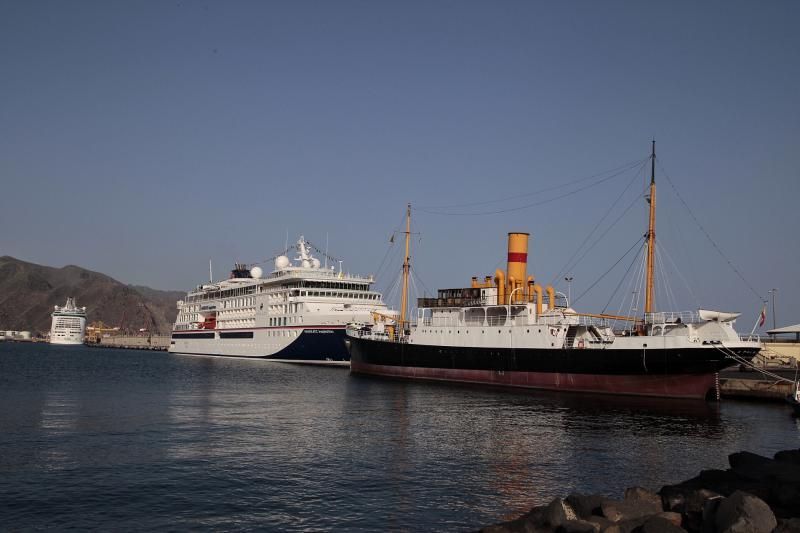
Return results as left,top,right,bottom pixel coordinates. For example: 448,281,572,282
346,145,761,399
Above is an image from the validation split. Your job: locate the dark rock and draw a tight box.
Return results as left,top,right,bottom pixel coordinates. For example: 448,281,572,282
729,451,800,488
624,487,664,511
701,496,724,533
660,469,743,505
714,491,777,533
654,512,682,528
774,517,800,532
774,450,800,466
557,519,600,533
660,492,685,514
601,516,651,533
686,489,723,514
587,516,615,530
567,494,610,519
601,499,661,523
771,481,800,514
636,515,687,533
545,498,579,527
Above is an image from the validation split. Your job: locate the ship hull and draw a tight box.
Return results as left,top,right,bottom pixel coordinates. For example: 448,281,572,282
348,337,759,399
169,327,350,364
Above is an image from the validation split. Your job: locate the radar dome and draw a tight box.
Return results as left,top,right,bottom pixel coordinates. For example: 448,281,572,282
250,266,263,279
311,258,321,269
275,255,290,269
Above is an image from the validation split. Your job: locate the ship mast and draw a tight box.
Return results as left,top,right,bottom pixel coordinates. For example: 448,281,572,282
400,203,412,333
644,140,657,315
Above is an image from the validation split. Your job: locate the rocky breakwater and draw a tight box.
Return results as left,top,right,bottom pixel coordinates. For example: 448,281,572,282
480,448,800,533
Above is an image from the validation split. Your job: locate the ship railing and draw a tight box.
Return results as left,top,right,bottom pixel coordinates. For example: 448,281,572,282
419,316,536,327
270,269,374,282
420,317,461,327
739,334,761,343
645,311,700,325
536,315,570,326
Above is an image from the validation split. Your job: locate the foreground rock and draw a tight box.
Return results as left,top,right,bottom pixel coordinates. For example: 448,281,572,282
479,448,800,533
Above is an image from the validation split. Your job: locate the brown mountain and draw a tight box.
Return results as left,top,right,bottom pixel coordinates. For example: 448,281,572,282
0,256,183,335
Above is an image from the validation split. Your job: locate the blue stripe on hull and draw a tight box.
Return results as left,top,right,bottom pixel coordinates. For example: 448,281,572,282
267,328,349,362
171,329,350,362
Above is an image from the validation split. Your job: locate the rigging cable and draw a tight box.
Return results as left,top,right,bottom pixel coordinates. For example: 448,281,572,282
550,158,649,285
601,240,647,315
656,246,679,313
417,157,648,210
373,210,410,282
657,159,764,302
572,237,645,306
415,159,647,216
614,245,647,328
411,266,433,299
659,241,701,309
550,182,649,287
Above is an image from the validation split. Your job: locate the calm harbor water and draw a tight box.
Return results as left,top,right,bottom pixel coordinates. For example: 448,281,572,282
1,342,798,531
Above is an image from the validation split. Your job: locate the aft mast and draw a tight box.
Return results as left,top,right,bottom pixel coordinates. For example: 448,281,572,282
644,140,657,315
400,203,412,333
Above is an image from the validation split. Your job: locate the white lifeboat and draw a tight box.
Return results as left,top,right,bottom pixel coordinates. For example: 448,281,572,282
698,309,741,322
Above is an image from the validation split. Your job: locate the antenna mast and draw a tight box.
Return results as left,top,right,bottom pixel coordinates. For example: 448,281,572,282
209,259,213,284
400,203,412,333
644,140,657,315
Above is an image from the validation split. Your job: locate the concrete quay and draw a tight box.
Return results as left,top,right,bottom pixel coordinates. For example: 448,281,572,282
719,369,797,402
88,335,170,351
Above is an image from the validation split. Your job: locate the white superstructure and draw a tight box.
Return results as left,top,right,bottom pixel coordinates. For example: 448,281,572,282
50,297,87,345
169,236,391,363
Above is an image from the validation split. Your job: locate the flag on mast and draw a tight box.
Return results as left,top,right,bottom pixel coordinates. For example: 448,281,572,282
758,304,767,328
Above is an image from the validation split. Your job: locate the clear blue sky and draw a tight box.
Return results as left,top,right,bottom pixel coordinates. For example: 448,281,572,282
1,1,798,332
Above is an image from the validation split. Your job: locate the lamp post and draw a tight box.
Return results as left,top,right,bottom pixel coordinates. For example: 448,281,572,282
769,288,777,336
565,276,574,306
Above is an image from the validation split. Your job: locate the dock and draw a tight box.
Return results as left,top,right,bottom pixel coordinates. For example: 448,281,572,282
88,335,170,351
719,368,796,401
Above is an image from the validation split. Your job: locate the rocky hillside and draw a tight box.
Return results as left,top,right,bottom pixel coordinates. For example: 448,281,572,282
0,256,183,334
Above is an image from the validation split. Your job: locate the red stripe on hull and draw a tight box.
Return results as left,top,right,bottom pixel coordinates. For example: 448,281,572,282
350,360,716,399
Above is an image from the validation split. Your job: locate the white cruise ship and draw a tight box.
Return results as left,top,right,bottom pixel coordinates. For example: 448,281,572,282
50,297,87,345
169,236,392,363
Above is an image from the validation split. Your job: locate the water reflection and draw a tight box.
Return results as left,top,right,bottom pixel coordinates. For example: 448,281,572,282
2,343,799,531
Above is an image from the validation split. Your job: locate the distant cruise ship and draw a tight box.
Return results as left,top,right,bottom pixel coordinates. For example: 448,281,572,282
169,236,392,363
50,297,87,345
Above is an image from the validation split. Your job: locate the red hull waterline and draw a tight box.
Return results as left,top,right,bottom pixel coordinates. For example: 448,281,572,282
350,361,717,400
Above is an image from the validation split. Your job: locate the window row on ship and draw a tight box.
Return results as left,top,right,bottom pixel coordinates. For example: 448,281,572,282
185,280,372,302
